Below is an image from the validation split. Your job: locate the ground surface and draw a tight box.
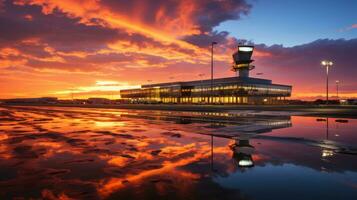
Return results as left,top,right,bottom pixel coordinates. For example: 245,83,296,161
3,104,357,118
0,106,357,199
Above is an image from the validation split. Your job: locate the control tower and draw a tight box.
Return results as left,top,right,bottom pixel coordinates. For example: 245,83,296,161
121,44,292,104
232,45,255,78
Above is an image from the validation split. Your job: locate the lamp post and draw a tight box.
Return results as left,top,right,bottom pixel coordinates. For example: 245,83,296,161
336,80,339,100
211,42,217,104
198,73,205,103
70,87,74,101
321,60,333,105
147,80,153,101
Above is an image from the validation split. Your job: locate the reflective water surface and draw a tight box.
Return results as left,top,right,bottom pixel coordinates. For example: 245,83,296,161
0,106,356,199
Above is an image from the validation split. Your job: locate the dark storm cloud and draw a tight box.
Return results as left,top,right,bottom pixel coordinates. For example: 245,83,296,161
182,31,231,47
193,0,251,32
0,0,209,72
0,1,119,51
253,38,357,93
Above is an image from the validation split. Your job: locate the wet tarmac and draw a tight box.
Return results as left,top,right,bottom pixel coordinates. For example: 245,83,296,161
0,106,356,199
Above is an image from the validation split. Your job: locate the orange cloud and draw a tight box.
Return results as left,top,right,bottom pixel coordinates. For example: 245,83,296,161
1,0,253,99
23,14,33,21
14,0,203,53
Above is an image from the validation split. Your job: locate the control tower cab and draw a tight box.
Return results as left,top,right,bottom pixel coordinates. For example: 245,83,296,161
232,45,255,78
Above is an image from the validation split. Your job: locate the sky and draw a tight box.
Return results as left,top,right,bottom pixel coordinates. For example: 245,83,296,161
217,0,357,46
0,0,356,100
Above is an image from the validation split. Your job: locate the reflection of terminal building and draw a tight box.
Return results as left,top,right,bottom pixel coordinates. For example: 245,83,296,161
120,45,292,104
2,97,58,104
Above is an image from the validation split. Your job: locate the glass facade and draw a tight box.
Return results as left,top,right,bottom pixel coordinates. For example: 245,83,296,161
120,77,291,104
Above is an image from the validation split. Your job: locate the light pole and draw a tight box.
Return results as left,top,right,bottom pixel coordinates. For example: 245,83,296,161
321,60,333,104
211,42,217,104
70,87,74,101
147,80,152,101
198,73,205,103
335,80,339,100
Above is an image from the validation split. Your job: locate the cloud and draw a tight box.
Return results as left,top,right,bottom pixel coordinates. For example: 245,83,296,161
252,38,357,98
338,23,357,32
12,0,251,52
0,1,120,51
1,0,251,74
0,0,4,12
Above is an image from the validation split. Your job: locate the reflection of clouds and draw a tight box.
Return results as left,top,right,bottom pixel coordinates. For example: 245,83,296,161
35,141,62,148
97,147,210,198
0,144,11,159
95,121,127,127
41,189,71,200
0,134,8,141
108,156,130,167
98,140,213,197
160,143,196,156
1,107,356,199
0,107,219,198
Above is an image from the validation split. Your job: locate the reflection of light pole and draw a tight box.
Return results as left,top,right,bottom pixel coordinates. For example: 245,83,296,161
321,60,333,104
336,80,339,100
210,135,214,171
326,117,329,140
211,42,217,104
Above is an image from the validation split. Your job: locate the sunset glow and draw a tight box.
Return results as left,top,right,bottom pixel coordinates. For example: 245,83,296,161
0,0,356,100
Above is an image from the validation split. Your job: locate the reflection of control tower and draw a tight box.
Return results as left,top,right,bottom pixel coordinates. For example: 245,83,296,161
231,135,255,168
232,45,255,78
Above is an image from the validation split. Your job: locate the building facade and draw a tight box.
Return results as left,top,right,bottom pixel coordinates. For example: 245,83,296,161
120,45,292,104
120,76,291,104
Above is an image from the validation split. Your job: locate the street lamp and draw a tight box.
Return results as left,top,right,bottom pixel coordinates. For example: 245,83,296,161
335,80,339,100
198,73,205,102
211,42,217,104
70,87,75,101
321,60,333,104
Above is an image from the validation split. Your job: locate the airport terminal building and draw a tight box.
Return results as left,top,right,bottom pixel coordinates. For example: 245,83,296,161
120,45,292,104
